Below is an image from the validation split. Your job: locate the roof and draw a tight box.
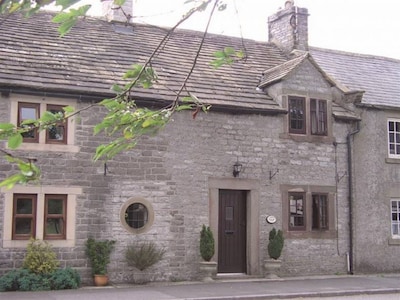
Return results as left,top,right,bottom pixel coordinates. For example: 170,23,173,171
0,12,289,114
311,47,400,108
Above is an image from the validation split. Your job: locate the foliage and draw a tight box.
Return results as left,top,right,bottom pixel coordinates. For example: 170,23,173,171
85,238,116,275
267,228,284,260
200,225,215,261
22,239,60,275
0,267,81,292
125,242,165,271
210,47,246,68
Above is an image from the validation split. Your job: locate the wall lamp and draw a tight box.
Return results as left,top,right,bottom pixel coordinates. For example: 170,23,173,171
233,161,243,178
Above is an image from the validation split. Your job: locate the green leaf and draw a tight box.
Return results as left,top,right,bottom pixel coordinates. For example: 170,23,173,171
8,134,23,149
113,0,126,6
0,123,15,131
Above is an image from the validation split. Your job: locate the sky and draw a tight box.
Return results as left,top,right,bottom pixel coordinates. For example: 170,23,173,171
62,0,400,60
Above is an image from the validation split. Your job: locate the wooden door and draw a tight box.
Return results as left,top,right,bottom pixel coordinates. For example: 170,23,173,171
218,189,247,273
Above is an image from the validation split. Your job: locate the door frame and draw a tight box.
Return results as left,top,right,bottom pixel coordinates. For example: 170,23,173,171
208,177,260,275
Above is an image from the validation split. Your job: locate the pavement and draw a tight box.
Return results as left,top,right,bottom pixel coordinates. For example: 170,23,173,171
1,274,400,300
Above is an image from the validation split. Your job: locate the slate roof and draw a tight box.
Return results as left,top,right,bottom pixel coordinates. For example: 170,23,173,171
0,12,289,114
311,47,400,109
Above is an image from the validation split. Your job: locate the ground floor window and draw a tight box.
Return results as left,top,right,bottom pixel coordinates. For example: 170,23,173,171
120,197,154,234
281,185,336,238
2,186,80,248
391,199,400,237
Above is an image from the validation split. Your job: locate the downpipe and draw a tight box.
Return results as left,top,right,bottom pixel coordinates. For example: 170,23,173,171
346,121,360,275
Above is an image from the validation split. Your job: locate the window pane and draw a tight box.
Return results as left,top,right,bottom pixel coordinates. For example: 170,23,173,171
46,105,67,144
125,203,148,229
16,198,33,214
21,107,37,120
389,121,394,131
46,218,64,234
47,198,64,214
15,218,33,235
289,194,305,230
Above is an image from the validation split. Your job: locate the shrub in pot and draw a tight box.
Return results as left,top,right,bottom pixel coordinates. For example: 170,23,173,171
264,228,284,278
199,225,216,281
85,238,116,286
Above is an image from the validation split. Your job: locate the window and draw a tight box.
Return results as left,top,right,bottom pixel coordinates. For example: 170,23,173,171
391,199,400,237
388,119,400,158
312,194,328,230
288,96,328,137
13,194,37,240
44,194,67,239
310,99,327,135
18,102,39,143
46,105,67,144
282,185,336,238
3,186,80,248
289,193,305,230
121,197,154,234
289,97,306,134
13,193,67,240
10,95,79,153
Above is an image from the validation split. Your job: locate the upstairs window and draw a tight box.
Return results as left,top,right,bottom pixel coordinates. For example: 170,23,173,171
310,99,327,135
288,96,328,137
18,102,39,143
289,97,306,134
388,119,400,158
17,102,68,145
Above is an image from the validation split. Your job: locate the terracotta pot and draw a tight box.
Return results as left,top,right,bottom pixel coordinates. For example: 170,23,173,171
93,274,109,286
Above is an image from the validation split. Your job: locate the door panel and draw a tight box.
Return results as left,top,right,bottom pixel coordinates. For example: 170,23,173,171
218,189,247,273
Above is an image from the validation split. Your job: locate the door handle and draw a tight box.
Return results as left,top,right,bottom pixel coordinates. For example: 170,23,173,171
225,230,234,235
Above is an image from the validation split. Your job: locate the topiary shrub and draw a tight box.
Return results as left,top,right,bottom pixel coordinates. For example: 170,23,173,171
125,242,165,271
267,228,284,260
22,239,59,275
0,267,81,292
200,225,215,262
85,238,116,275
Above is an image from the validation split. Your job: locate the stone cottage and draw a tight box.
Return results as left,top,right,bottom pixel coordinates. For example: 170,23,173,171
0,0,399,283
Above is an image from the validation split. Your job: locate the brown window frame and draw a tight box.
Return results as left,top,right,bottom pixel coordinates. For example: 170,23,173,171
44,194,67,240
12,194,37,240
45,105,68,145
18,102,40,143
312,193,328,230
288,96,306,134
288,192,306,231
310,99,327,136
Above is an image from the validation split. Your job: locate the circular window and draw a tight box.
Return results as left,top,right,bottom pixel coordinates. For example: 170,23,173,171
120,197,154,234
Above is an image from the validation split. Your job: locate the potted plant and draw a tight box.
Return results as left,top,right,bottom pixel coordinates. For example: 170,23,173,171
85,237,116,286
199,225,217,281
125,241,165,284
264,228,284,278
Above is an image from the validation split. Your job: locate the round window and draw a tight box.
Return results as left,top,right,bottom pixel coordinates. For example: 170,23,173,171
120,197,154,234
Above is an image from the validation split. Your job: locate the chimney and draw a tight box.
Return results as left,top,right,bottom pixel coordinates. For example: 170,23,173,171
101,0,133,22
268,0,309,54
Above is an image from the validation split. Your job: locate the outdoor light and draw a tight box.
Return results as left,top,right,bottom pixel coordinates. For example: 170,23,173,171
233,161,243,178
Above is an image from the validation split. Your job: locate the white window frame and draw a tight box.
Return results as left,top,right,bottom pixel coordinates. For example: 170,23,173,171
9,94,80,153
388,119,400,159
1,185,82,248
391,199,400,238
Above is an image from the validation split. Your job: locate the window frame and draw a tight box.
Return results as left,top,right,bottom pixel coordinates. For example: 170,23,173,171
391,199,400,237
288,96,306,134
312,193,329,230
281,185,336,239
44,194,67,240
45,104,68,145
310,99,328,136
12,194,37,240
18,102,40,143
288,192,306,231
388,119,400,159
120,197,154,235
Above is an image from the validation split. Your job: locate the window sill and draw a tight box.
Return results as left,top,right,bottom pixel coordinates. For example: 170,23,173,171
3,239,75,248
284,230,337,239
280,132,335,144
14,143,80,153
388,237,400,245
385,157,400,164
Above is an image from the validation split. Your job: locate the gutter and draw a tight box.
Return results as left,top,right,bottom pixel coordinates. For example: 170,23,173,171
346,121,360,274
